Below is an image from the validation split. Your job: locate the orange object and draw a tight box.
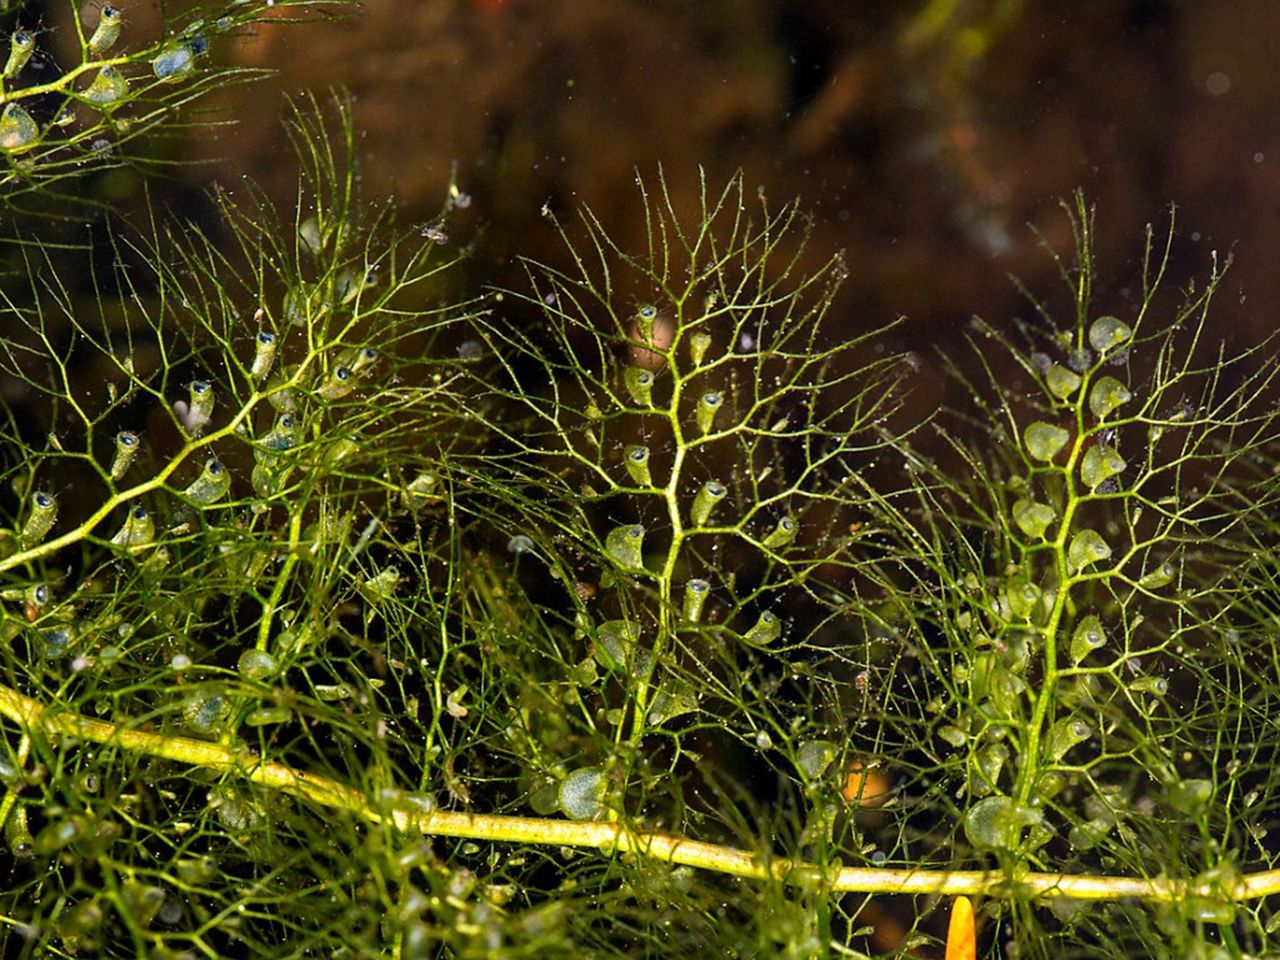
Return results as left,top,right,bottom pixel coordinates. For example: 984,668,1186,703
945,895,977,960
841,762,891,807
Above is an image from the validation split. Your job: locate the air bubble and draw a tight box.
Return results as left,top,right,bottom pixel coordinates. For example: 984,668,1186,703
558,767,607,821
690,480,727,526
624,445,652,487
1023,422,1069,461
605,524,645,570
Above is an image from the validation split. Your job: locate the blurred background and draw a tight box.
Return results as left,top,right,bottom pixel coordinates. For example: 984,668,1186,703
47,0,1280,409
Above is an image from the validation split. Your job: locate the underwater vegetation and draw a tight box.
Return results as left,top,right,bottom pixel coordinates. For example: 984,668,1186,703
2,3,1280,959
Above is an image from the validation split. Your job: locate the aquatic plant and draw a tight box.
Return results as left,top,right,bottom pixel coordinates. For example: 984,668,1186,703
2,8,1280,959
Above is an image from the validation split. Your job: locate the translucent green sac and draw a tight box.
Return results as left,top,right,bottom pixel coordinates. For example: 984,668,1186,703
1023,421,1070,461
1139,561,1176,590
250,330,278,381
605,524,645,570
1004,575,1040,621
3,30,32,78
974,742,1009,796
762,515,797,549
0,102,39,152
1045,363,1082,400
122,880,165,929
1069,615,1106,663
1080,443,1126,490
558,766,607,821
623,366,654,406
1067,529,1111,571
21,491,58,545
82,65,128,105
109,430,140,481
342,346,379,373
1012,498,1056,539
317,365,355,400
1088,376,1131,421
741,610,781,646
963,796,1043,851
402,472,441,510
110,505,155,549
87,5,123,54
635,304,658,340
237,648,278,680
256,413,301,461
182,459,231,505
690,480,727,525
4,803,33,857
696,390,723,434
1131,676,1168,696
681,578,710,622
624,445,652,486
183,690,230,733
689,331,712,367
363,566,400,602
152,43,195,82
1087,315,1133,354
1045,717,1091,763
185,379,215,434
594,619,638,671
795,739,838,779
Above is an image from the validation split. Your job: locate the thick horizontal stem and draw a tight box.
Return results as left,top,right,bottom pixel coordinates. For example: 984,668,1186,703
0,680,1271,902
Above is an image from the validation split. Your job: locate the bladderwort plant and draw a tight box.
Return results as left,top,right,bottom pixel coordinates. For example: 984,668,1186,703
0,1,344,212
1,15,1280,960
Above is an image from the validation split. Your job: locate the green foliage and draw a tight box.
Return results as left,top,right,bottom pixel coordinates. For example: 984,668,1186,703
2,11,1280,957
0,0,347,210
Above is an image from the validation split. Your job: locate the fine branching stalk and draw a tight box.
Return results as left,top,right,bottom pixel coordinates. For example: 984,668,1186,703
2,11,1280,957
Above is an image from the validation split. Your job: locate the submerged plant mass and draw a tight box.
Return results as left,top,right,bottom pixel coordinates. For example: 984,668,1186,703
1,8,1280,960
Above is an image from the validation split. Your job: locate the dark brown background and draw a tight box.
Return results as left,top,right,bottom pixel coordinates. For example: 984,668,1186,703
58,1,1280,405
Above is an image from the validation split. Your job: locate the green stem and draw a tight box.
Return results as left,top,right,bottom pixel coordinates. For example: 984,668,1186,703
2,680,1275,903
